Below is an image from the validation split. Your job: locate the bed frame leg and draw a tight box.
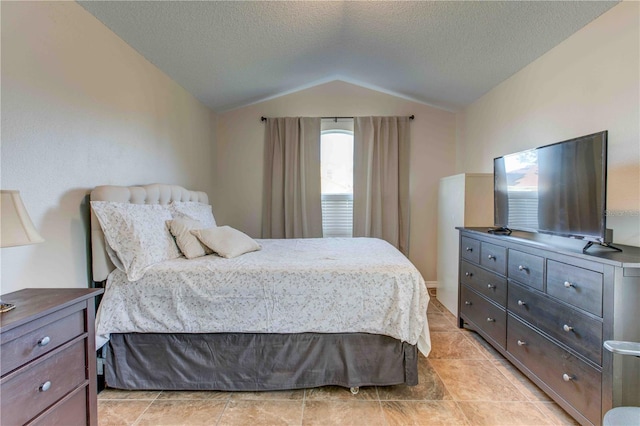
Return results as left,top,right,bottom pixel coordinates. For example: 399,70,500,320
350,386,359,395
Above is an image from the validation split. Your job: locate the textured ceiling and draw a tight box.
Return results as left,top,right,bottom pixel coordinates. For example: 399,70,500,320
78,1,619,112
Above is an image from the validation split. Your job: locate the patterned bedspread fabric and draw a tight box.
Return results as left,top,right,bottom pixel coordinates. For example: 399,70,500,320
95,237,431,356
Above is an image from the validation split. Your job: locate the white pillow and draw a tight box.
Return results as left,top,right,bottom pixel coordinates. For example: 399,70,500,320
105,241,125,272
167,218,213,259
169,201,216,228
191,226,261,259
91,201,181,281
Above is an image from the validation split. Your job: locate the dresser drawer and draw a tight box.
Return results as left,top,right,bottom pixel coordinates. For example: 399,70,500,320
460,285,506,348
480,242,507,275
460,260,507,307
461,236,481,264
507,315,601,425
508,281,603,364
547,260,603,317
29,385,88,426
1,339,86,426
0,310,85,376
508,249,544,291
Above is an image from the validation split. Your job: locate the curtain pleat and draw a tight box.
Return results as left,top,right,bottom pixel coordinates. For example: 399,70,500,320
262,117,322,239
353,116,410,254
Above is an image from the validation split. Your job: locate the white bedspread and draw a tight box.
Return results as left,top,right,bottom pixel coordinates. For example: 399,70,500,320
96,238,431,356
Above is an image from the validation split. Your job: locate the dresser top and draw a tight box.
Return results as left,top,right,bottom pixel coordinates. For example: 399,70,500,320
0,288,103,333
458,227,640,269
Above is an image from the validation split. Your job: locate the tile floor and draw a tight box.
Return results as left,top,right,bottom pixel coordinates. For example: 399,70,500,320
97,292,580,425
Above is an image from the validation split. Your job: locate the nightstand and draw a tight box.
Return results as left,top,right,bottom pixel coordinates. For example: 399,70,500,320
0,288,103,426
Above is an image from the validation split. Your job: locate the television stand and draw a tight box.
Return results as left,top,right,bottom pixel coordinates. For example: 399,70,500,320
582,241,623,254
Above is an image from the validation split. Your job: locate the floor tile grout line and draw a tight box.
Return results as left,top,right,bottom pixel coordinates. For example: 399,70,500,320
461,331,547,404
526,401,560,426
374,386,389,426
422,321,476,426
452,399,474,426
135,391,163,425
436,297,456,319
533,401,576,426
426,355,459,405
454,400,561,426
129,399,156,426
428,357,490,361
490,358,548,403
444,398,551,403
99,398,160,401
300,388,306,426
215,398,231,426
459,330,500,362
433,312,462,324
429,328,490,361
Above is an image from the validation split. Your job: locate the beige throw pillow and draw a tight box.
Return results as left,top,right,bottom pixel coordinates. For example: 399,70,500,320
167,218,213,259
191,226,261,259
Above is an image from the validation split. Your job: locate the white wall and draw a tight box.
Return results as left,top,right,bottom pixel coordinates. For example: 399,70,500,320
456,1,640,246
216,81,456,282
1,2,217,294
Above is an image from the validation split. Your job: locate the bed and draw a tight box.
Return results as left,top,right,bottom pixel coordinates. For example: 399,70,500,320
90,184,431,392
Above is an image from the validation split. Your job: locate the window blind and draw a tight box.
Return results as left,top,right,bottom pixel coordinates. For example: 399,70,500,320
321,193,353,238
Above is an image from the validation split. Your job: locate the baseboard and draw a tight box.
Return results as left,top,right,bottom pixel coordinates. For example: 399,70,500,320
425,281,438,289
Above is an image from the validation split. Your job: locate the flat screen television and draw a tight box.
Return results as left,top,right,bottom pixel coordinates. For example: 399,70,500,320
493,131,616,252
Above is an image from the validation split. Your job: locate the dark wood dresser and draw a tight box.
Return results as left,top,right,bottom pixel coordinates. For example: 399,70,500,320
457,228,640,426
0,288,103,426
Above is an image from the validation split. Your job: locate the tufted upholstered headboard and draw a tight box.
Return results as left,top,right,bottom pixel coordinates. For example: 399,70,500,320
90,184,209,283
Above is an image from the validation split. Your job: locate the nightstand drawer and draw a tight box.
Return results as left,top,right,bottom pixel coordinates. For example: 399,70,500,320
1,339,86,426
508,249,544,291
508,281,603,364
480,242,507,275
460,260,507,306
0,310,84,376
507,315,601,425
461,285,506,348
461,236,481,264
547,260,603,316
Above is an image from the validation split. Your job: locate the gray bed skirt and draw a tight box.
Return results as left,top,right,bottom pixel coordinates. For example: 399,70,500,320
106,332,418,391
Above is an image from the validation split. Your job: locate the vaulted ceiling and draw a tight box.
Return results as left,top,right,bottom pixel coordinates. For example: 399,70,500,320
78,1,619,113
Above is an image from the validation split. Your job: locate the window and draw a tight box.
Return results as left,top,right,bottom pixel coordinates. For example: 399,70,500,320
321,130,353,237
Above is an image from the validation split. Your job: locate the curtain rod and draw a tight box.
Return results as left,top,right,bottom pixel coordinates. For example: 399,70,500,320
260,115,414,122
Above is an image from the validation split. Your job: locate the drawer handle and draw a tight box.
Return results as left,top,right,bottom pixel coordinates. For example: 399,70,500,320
517,300,526,306
564,281,575,288
563,324,574,332
465,247,473,252
37,336,51,347
39,381,52,392
487,284,495,289
465,272,473,277
518,265,528,272
517,340,527,346
562,374,574,382
486,317,495,322
464,301,472,306
487,254,496,260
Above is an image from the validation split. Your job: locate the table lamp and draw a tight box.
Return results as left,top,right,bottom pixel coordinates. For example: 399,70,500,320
1,190,45,312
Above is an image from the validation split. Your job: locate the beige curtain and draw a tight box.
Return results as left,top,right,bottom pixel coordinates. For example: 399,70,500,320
353,116,410,254
262,117,322,238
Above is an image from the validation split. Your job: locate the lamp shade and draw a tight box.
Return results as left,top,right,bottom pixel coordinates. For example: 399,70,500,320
1,190,44,247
